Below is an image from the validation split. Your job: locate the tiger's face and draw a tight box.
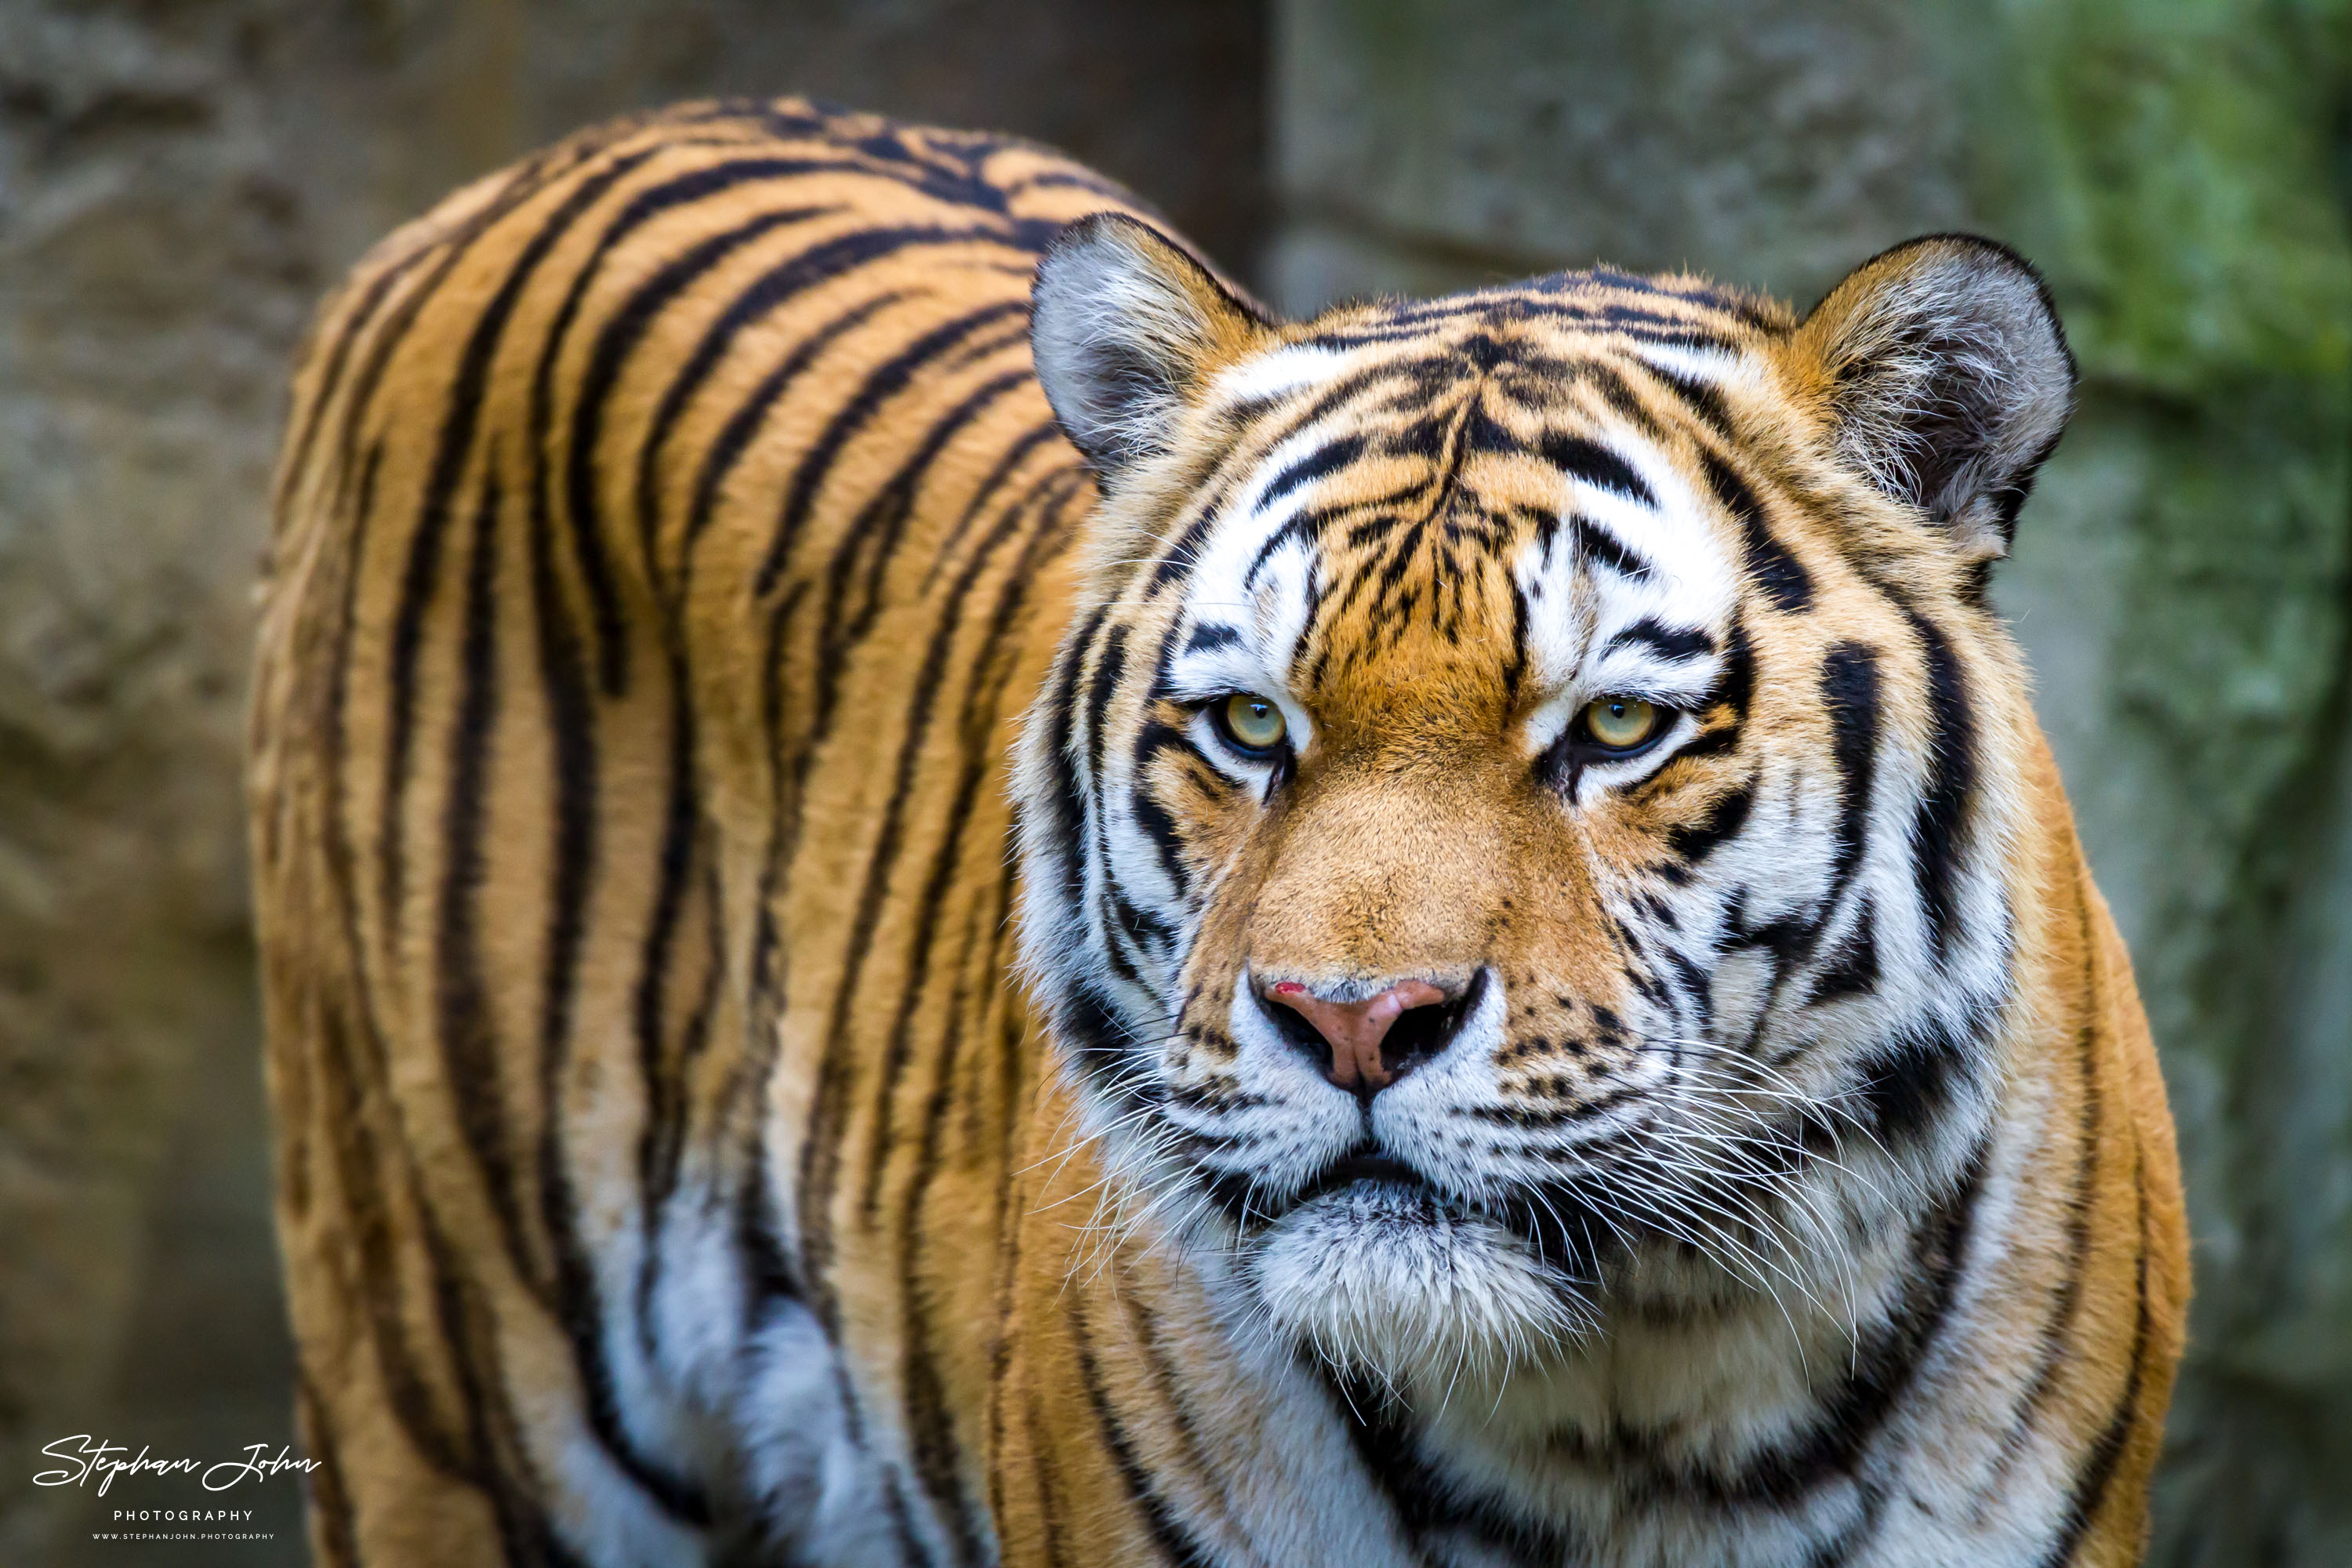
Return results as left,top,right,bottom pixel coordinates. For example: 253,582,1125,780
1020,220,2072,1389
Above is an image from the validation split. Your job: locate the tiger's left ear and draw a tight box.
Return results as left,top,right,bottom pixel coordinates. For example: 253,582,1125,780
1787,235,2077,563
1032,212,1274,486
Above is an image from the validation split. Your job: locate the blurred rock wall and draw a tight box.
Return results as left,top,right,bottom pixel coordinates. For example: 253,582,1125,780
1270,2,2352,1563
0,4,1261,1563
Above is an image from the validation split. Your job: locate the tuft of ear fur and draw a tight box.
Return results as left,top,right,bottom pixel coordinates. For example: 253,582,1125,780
1030,213,1272,484
1789,235,2077,562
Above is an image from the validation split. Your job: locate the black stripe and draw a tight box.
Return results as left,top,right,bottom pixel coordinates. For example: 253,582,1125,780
1504,579,1531,700
1645,362,1736,437
433,456,536,1283
1857,1011,1984,1145
1820,640,1882,902
1320,1365,1537,1565
1254,434,1367,513
816,363,1037,677
1604,617,1715,662
636,844,724,1352
2035,1249,2151,1568
1661,942,1715,1028
1036,605,1112,926
736,570,810,1316
1569,514,1656,580
1069,1296,1219,1568
1900,601,1977,964
679,292,904,554
756,297,1033,597
1085,626,1131,789
564,201,839,692
293,1374,359,1568
382,149,650,941
1056,983,1153,1103
918,422,1076,593
1806,906,1880,1004
1181,622,1241,655
1122,619,1200,906
1128,722,1199,903
1664,779,1755,869
1538,431,1656,506
1702,448,1812,612
1707,615,1757,716
630,647,701,1288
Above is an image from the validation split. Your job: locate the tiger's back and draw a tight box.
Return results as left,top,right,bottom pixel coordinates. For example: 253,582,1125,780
250,98,1142,1566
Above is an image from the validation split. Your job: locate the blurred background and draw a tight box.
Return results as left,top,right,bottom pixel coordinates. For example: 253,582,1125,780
0,2,2342,1564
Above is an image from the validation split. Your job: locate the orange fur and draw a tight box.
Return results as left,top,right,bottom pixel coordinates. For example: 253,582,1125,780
251,101,2187,1567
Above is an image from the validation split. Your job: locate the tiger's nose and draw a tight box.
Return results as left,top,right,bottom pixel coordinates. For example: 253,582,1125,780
1257,974,1479,1097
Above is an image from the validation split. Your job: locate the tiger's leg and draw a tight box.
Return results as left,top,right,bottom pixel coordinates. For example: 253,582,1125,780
259,788,728,1567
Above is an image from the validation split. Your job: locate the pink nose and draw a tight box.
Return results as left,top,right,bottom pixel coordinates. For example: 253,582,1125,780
1265,979,1450,1091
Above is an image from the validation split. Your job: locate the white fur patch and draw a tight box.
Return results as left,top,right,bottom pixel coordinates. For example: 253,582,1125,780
1212,343,1348,405
1250,1184,1588,1388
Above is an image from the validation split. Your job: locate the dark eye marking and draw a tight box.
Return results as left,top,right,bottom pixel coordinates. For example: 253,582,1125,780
1660,779,1756,880
1537,699,1682,793
1603,618,1715,662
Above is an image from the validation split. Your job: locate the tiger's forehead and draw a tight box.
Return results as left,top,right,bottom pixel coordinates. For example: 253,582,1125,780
1163,300,1769,731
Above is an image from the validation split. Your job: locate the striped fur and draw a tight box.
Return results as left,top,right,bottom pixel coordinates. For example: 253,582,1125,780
249,100,2187,1568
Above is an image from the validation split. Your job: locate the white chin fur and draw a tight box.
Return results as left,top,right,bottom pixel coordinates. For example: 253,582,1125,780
1247,1183,1590,1388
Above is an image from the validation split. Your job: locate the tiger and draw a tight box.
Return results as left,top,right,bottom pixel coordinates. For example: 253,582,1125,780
248,96,2190,1568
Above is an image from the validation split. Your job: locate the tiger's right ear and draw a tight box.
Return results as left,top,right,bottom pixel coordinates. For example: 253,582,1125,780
1031,213,1273,485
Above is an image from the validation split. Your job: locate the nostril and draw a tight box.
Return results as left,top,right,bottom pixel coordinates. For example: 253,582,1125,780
1256,971,1486,1096
1378,969,1486,1081
1259,984,1336,1069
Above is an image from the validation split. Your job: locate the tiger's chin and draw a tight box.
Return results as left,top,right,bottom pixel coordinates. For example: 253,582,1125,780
1244,1181,1592,1388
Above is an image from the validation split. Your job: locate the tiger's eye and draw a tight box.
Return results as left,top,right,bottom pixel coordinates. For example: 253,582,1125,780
1218,692,1288,753
1582,695,1661,751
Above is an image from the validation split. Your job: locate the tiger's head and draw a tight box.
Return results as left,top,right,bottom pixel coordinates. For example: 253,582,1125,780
1015,216,2072,1392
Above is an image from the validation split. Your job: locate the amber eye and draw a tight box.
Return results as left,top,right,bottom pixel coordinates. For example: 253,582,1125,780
1215,692,1289,755
1581,695,1662,752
